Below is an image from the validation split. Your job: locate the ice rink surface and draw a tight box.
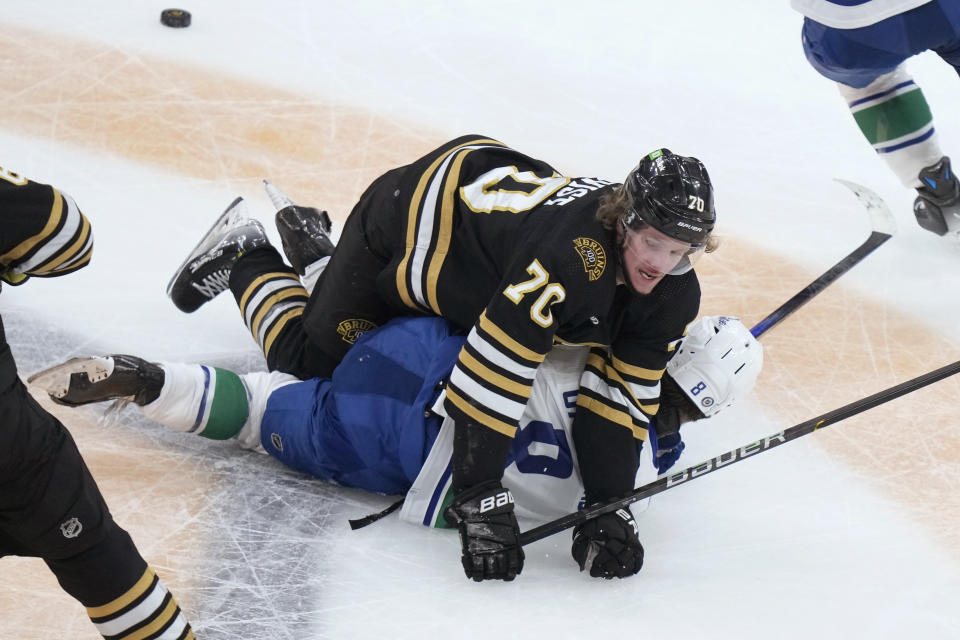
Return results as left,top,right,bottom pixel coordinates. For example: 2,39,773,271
2,2,959,638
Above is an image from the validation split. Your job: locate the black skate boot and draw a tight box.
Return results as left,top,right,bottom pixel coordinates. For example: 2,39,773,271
166,197,270,312
27,354,165,407
275,205,335,275
913,157,960,236
263,179,335,275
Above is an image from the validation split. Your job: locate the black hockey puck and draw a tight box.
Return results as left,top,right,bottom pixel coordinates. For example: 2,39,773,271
160,9,191,28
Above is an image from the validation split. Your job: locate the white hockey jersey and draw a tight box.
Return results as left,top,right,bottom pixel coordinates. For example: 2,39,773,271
791,0,933,29
400,344,656,528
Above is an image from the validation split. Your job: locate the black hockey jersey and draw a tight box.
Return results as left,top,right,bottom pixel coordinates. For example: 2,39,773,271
0,167,93,285
362,136,700,499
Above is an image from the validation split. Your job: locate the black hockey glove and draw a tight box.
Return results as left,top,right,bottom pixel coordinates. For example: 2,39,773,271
444,480,524,582
571,508,644,579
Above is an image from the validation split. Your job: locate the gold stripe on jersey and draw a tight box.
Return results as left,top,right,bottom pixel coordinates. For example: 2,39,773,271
457,347,533,400
444,319,540,437
582,350,655,431
610,355,664,382
478,311,547,365
446,386,517,437
591,353,661,417
33,243,92,277
32,208,92,274
576,390,646,440
395,137,505,311
0,187,63,264
424,147,471,314
553,335,606,348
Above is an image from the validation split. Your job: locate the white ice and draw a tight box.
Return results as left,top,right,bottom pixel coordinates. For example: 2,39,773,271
2,2,959,639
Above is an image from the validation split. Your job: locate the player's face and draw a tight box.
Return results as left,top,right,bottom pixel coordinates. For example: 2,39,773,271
620,224,692,294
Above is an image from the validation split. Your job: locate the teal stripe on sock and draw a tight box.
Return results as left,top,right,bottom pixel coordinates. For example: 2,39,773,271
198,368,250,440
851,89,932,145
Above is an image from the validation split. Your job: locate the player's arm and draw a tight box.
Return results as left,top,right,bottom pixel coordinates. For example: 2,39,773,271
442,253,573,581
573,272,701,502
0,168,93,285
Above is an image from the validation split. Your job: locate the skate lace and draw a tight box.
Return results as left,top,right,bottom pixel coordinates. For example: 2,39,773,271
191,269,231,298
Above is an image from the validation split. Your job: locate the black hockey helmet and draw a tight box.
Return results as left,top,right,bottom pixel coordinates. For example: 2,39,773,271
623,148,716,248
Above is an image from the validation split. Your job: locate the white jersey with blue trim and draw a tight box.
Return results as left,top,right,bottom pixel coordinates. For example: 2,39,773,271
400,344,656,527
791,0,933,28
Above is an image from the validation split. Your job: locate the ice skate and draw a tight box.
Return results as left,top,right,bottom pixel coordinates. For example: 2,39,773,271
166,197,270,312
913,156,960,236
264,180,335,275
27,354,165,407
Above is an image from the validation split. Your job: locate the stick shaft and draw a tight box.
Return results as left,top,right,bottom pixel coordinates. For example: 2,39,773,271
750,231,890,338
520,358,960,546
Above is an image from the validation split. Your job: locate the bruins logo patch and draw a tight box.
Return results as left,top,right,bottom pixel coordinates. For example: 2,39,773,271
573,238,606,281
337,318,378,344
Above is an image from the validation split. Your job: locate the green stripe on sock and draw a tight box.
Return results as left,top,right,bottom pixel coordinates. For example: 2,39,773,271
434,486,457,529
198,368,250,440
851,88,932,145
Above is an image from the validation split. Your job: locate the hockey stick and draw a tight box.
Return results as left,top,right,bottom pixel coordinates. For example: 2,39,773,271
520,358,960,546
519,180,897,545
750,180,895,338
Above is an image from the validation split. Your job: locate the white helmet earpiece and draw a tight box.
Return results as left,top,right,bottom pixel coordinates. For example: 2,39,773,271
666,316,763,418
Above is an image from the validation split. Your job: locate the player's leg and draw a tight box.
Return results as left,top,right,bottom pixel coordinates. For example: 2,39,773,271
28,355,298,450
801,6,960,236
237,170,403,380
0,379,193,639
832,66,960,235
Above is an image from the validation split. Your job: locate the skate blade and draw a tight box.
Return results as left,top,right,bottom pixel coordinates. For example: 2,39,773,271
165,196,248,297
264,179,295,211
27,356,115,400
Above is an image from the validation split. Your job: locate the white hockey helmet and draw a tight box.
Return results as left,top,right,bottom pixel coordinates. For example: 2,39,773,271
666,315,763,418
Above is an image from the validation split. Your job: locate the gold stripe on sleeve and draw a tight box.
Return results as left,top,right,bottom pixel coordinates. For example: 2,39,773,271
611,355,664,381
458,349,533,399
39,212,91,272
0,187,64,264
576,395,647,440
446,387,517,437
478,311,547,364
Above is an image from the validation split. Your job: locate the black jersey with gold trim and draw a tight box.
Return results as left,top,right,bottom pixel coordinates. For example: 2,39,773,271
0,167,93,284
361,135,700,498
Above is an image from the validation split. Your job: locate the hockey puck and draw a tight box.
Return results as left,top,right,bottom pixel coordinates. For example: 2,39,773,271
160,9,191,28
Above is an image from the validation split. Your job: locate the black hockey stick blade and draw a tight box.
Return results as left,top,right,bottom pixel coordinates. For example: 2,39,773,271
750,180,895,338
519,358,960,547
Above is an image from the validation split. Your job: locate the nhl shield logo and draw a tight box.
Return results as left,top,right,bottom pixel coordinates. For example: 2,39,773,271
60,517,82,539
337,318,378,344
572,238,606,281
